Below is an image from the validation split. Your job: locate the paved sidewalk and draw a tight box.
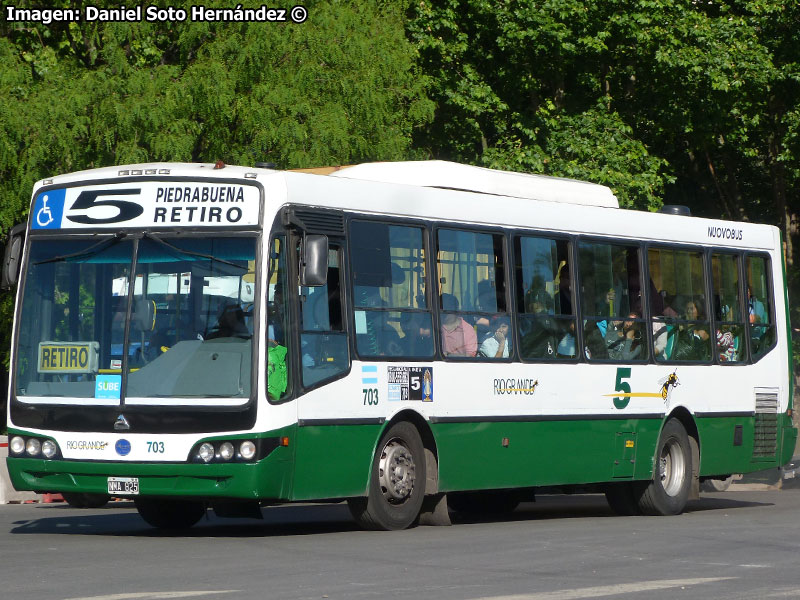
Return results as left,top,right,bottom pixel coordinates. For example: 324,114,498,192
729,455,800,491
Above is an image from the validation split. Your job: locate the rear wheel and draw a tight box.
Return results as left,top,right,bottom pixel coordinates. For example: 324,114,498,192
134,498,206,529
348,421,426,531
701,476,733,492
637,419,692,515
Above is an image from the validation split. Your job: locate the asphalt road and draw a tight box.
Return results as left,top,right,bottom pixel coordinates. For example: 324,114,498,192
2,490,800,600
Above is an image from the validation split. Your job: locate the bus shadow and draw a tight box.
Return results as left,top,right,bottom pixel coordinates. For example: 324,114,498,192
9,494,774,536
450,493,774,525
9,502,361,538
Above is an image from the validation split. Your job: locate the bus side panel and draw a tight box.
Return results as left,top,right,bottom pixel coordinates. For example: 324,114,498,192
291,424,381,501
698,413,796,476
433,418,662,491
696,415,758,476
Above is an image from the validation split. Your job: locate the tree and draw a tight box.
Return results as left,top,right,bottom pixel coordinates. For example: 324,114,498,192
407,0,673,211
0,0,434,369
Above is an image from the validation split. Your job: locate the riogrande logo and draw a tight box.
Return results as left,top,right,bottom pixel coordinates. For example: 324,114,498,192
66,440,109,451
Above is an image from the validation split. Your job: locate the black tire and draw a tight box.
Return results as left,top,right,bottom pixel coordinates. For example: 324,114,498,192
63,493,88,508
701,476,733,492
604,483,642,516
82,493,111,508
347,421,427,531
134,498,206,530
637,419,692,515
448,491,521,515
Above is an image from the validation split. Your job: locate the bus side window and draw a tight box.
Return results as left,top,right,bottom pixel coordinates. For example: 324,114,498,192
711,253,745,363
515,236,575,360
648,247,711,363
578,240,646,362
267,236,291,402
299,243,349,387
746,255,775,361
436,229,508,359
350,221,433,359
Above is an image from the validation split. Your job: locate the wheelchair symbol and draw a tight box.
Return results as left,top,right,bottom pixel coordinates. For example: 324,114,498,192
36,195,54,227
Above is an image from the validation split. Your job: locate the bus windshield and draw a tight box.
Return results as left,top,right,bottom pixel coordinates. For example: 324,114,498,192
15,235,257,401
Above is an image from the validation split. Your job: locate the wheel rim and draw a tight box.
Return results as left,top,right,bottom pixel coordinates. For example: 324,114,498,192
658,437,686,496
378,437,416,505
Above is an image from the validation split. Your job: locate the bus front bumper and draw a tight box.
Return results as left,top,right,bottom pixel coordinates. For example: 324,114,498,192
6,450,294,502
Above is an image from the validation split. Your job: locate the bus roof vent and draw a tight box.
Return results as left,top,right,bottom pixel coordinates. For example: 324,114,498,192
283,208,345,236
659,205,692,216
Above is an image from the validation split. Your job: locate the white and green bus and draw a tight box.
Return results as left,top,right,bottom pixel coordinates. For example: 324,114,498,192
3,160,796,529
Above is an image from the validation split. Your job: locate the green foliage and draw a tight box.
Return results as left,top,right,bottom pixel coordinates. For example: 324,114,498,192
0,0,434,369
0,0,432,230
407,0,673,210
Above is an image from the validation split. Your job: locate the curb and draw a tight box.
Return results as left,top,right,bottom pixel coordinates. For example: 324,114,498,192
727,482,782,492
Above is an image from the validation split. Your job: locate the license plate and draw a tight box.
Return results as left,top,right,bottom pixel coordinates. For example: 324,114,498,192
108,477,139,495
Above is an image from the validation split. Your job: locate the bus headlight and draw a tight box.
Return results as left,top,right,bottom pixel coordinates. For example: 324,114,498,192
41,440,58,459
26,438,42,457
219,442,235,461
239,440,256,460
9,436,25,455
197,443,215,463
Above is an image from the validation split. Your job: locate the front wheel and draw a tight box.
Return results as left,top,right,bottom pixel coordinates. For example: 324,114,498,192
637,419,692,515
348,421,427,530
134,498,206,529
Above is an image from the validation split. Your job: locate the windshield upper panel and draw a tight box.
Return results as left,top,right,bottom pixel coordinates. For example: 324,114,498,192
15,236,257,401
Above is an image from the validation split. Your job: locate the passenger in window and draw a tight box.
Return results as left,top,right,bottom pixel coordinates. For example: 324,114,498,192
398,311,433,356
440,293,478,357
268,285,286,345
600,254,630,317
715,304,738,362
521,290,560,358
479,316,510,359
584,321,609,360
472,279,496,341
557,321,576,358
652,291,678,359
605,312,643,361
554,262,572,315
748,286,767,325
716,329,737,362
660,291,679,318
674,298,710,361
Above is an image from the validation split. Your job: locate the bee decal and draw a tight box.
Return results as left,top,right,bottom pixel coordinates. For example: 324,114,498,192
658,371,680,403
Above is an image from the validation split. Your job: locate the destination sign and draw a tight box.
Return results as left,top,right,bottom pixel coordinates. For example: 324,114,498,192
38,341,100,374
31,181,261,230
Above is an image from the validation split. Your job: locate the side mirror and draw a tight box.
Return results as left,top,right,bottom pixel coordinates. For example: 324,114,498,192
1,224,26,290
299,234,328,287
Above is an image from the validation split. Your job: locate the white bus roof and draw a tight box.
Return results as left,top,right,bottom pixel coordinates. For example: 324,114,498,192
323,161,619,209
36,160,617,209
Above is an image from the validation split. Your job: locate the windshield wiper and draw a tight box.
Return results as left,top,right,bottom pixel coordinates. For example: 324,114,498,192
34,232,128,265
143,232,246,270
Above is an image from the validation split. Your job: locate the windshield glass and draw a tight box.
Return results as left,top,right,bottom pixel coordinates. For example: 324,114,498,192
15,236,257,401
